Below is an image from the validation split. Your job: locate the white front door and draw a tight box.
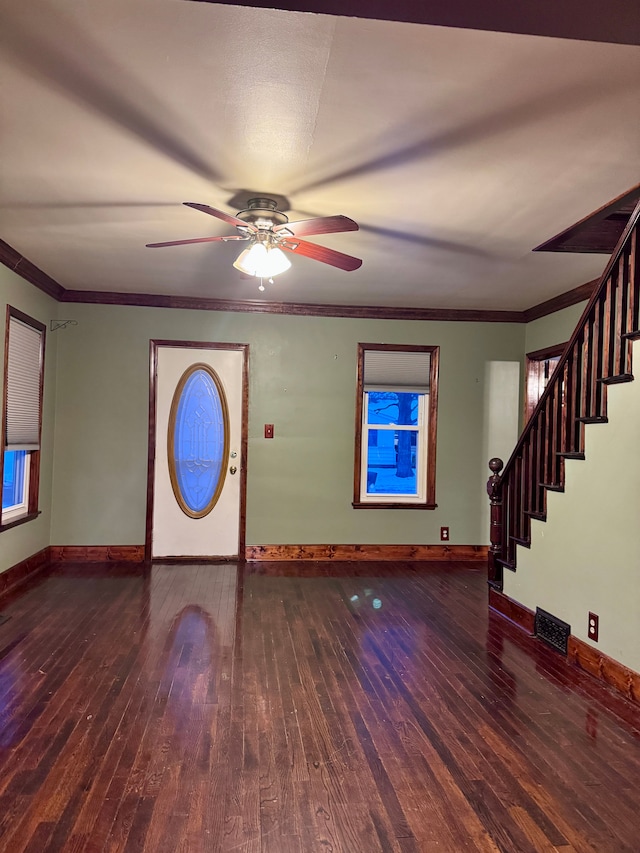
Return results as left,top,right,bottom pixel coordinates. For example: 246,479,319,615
149,342,247,559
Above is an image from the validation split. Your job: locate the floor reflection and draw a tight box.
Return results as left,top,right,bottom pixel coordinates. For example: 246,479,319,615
148,563,238,715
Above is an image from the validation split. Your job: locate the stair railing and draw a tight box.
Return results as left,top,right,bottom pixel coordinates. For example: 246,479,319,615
487,199,640,590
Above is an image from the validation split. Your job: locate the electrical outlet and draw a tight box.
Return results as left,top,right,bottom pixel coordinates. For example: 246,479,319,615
264,424,274,439
440,526,449,541
588,612,599,642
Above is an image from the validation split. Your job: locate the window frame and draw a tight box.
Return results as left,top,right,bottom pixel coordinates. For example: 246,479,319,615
353,343,439,510
167,362,231,519
1,306,46,531
1,449,31,521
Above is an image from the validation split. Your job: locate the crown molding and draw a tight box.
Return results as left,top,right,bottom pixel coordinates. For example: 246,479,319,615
0,239,64,301
1,239,595,323
60,288,525,322
522,279,598,323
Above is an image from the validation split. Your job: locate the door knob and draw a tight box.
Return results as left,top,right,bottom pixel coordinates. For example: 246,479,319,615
229,466,237,475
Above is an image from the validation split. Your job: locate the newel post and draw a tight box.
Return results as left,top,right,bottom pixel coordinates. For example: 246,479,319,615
486,458,504,591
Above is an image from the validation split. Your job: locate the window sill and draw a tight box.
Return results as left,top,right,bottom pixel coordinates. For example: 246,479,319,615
0,510,41,532
352,501,438,510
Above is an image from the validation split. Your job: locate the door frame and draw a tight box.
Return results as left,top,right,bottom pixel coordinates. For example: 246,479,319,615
524,341,566,423
145,339,249,562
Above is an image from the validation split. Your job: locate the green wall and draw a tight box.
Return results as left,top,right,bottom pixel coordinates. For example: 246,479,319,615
0,265,57,574
49,303,524,548
524,302,587,354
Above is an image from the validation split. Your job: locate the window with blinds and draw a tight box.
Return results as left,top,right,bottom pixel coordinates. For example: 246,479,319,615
354,343,439,509
363,348,431,391
1,307,46,526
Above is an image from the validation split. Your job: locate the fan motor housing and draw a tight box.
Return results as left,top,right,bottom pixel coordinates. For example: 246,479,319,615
236,197,289,228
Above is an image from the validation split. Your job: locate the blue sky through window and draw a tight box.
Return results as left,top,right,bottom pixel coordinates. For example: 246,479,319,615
2,450,26,510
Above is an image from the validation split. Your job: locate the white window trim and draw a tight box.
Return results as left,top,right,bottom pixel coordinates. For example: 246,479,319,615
2,451,31,522
359,389,428,504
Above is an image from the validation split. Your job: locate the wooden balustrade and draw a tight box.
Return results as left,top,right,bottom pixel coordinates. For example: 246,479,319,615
487,200,640,589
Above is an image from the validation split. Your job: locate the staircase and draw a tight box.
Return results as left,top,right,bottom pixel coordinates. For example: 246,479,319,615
487,199,640,591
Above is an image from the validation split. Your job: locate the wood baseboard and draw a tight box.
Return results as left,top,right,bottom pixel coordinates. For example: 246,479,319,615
490,588,640,707
0,547,50,599
489,588,536,633
245,544,488,562
568,636,640,705
49,545,145,563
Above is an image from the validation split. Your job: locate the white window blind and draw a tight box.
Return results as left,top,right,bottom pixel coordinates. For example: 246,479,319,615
363,349,430,390
5,317,43,450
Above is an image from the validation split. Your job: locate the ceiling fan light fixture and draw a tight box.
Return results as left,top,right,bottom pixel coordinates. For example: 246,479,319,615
232,244,263,275
233,242,291,277
260,246,291,277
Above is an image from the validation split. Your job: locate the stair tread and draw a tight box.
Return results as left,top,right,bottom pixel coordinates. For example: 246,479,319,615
558,451,585,460
621,331,640,340
525,510,547,521
540,483,564,492
511,536,531,548
598,373,634,385
576,416,608,424
496,558,516,571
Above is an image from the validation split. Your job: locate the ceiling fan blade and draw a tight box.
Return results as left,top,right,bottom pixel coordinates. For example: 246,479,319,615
146,235,248,248
274,215,359,237
183,202,257,231
280,239,362,271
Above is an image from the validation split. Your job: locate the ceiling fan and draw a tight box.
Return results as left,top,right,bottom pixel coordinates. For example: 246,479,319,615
146,197,362,280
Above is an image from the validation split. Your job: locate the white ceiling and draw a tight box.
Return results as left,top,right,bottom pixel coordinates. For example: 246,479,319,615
1,0,639,311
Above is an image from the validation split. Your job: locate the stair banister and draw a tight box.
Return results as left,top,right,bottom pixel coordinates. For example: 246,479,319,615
487,198,640,590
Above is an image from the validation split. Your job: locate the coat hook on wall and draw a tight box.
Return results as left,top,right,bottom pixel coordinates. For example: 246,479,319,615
50,320,78,331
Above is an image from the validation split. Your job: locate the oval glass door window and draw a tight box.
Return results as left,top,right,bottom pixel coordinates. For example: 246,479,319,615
168,363,230,518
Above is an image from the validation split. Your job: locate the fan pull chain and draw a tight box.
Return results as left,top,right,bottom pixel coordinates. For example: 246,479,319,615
257,276,275,292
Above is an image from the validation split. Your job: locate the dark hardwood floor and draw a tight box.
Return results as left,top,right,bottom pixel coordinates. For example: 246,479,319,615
0,560,638,852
